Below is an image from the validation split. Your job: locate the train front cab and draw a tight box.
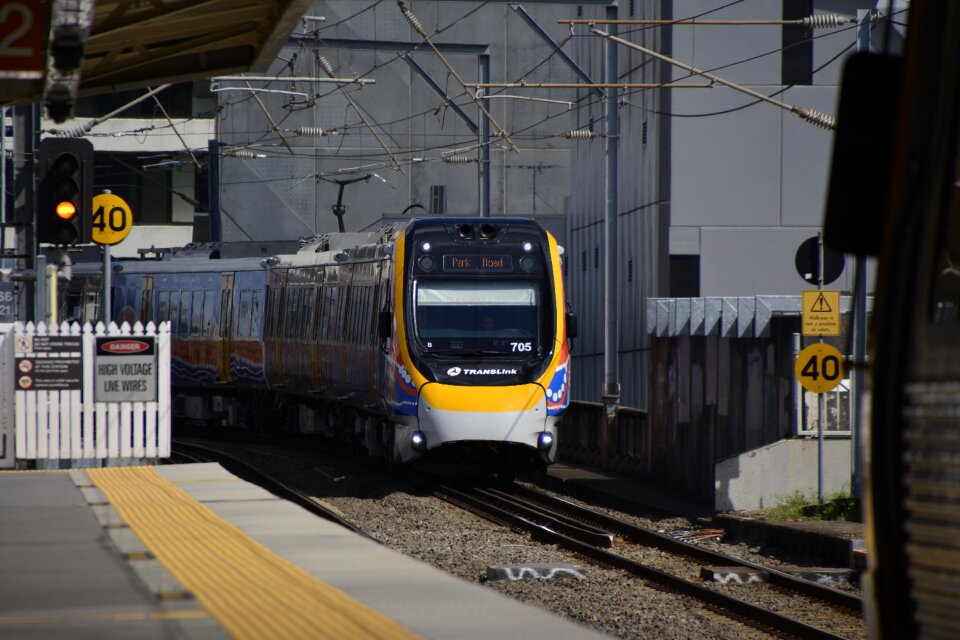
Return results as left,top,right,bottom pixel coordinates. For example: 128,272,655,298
387,218,573,472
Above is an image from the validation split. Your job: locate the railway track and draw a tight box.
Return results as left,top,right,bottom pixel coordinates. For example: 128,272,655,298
433,482,862,640
173,436,863,638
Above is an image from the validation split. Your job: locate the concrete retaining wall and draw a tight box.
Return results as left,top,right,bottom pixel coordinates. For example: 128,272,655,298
714,437,852,511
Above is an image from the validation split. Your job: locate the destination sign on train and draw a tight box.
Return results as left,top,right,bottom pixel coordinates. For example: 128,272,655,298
442,255,513,272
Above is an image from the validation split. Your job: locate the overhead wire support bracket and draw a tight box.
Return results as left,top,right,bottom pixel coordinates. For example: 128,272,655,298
401,53,479,135
317,56,404,173
151,88,201,169
589,28,837,130
212,75,375,85
398,1,519,153
561,14,854,28
511,4,603,98
468,82,711,89
243,78,296,155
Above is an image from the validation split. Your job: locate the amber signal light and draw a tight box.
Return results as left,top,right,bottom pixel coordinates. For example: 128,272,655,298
56,201,77,219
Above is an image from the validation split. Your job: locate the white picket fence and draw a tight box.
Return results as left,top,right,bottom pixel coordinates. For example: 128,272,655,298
0,320,170,466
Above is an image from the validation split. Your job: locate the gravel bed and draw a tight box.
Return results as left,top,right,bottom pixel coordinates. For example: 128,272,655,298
519,480,863,592
195,442,862,639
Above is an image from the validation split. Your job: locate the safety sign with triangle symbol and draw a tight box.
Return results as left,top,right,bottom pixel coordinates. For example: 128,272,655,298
802,290,841,336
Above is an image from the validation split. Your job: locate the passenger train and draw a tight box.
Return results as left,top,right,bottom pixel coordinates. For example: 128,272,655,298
66,217,575,474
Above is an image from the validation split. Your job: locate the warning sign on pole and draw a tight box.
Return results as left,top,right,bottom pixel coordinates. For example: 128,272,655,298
95,336,157,402
801,290,841,336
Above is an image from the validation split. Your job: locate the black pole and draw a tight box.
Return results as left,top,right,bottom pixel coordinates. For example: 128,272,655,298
208,139,221,241
323,175,370,233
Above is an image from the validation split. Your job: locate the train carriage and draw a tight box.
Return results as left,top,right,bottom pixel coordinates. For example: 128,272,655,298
78,217,573,474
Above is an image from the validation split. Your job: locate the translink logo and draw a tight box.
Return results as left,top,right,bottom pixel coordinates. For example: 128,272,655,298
446,367,518,376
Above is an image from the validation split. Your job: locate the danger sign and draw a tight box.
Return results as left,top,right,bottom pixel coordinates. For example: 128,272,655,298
95,336,157,402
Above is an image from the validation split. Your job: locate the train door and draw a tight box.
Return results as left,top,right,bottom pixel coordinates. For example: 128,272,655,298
217,274,233,383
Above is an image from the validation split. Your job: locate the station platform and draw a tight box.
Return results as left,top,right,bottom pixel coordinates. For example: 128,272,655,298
0,464,608,640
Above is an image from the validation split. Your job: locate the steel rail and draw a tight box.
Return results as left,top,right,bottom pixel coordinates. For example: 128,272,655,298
507,484,863,611
435,483,852,640
434,484,614,548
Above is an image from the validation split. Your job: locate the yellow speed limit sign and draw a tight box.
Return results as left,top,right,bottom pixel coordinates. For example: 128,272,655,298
795,343,845,393
91,193,133,245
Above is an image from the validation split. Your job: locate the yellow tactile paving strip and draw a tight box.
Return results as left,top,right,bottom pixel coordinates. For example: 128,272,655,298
88,466,422,640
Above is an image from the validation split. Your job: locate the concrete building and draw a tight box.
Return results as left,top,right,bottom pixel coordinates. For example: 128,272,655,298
566,0,906,409
215,1,579,239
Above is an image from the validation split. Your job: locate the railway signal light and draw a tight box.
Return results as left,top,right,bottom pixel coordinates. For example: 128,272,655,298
36,138,94,245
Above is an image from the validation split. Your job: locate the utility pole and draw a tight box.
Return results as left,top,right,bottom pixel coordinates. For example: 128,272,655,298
850,9,871,501
601,4,620,463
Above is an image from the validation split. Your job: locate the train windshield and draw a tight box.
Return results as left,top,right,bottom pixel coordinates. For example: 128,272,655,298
414,281,542,354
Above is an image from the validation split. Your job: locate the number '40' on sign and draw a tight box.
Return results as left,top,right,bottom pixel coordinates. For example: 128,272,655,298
91,193,133,246
794,343,845,393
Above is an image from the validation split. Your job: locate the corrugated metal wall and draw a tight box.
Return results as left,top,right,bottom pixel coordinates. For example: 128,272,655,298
567,0,666,409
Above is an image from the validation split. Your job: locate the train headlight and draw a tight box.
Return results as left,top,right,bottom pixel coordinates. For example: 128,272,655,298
479,223,497,239
522,241,533,252
519,255,536,273
537,431,554,451
421,241,431,252
418,255,436,271
411,430,428,452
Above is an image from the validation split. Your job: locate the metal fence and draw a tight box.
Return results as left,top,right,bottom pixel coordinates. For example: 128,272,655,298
1,320,170,467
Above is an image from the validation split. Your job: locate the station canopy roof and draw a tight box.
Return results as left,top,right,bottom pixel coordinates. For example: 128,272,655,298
1,0,313,107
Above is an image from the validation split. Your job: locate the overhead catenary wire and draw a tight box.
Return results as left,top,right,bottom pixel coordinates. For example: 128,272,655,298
589,28,837,130
397,1,520,153
243,78,296,154
219,0,868,168
317,55,404,172
150,90,202,169
48,84,172,137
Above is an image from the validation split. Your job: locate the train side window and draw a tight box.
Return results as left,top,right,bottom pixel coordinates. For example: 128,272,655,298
140,289,153,325
179,291,191,337
169,292,180,335
238,290,252,338
191,291,204,336
312,273,324,340
326,287,339,341
294,289,304,339
219,289,232,338
203,290,216,336
251,290,263,337
157,291,169,324
362,287,373,344
264,288,274,337
282,288,293,338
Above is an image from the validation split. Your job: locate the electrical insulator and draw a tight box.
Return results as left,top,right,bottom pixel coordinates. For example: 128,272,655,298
398,2,425,34
800,14,851,29
795,108,837,131
318,56,336,77
294,127,333,136
442,155,475,164
226,150,266,159
563,129,598,140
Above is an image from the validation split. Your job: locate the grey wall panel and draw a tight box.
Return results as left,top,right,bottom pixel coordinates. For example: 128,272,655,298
699,226,854,296
673,1,783,85
671,87,783,227
780,86,839,226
